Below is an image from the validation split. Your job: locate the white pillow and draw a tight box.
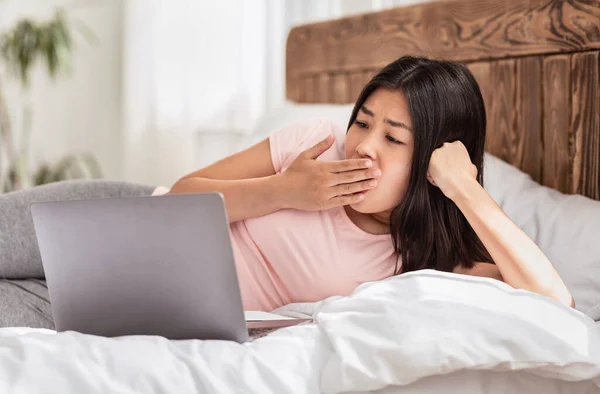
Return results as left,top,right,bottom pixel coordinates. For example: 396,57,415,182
239,102,354,148
317,270,600,392
483,154,600,320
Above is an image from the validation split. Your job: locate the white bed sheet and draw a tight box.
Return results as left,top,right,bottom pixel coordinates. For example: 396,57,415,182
373,370,599,394
0,270,598,394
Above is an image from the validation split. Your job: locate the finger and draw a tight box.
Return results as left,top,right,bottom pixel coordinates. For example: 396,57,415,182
326,192,366,208
302,133,335,160
326,158,373,173
330,168,380,186
331,178,377,196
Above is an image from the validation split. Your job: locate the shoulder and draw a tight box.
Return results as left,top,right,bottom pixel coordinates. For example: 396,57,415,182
269,118,347,171
453,262,504,282
313,119,347,162
286,118,345,146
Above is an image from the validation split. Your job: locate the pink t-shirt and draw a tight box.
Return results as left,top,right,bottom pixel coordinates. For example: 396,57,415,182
230,119,397,311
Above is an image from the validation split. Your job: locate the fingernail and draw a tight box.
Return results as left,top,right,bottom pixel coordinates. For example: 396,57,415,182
363,160,372,167
372,169,381,177
368,180,377,187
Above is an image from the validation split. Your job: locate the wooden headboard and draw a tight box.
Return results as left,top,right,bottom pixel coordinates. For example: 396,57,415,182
285,0,600,200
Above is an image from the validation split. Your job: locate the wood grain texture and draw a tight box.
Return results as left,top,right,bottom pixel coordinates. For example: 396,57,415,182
317,74,331,103
468,62,495,153
349,72,366,103
467,62,492,107
543,54,571,193
514,56,543,182
286,0,600,88
303,76,317,103
486,59,516,163
467,62,492,161
332,73,350,103
570,51,600,198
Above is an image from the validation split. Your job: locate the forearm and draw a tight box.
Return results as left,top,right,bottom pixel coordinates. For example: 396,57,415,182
168,176,285,223
452,178,574,307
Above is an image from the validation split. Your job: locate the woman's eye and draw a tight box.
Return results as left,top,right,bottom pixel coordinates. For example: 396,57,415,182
355,121,368,129
386,135,403,145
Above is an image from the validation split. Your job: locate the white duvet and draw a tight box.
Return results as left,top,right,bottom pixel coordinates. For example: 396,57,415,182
1,270,599,394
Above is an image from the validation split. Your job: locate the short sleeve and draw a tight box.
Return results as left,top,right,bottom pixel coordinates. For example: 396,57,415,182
269,118,330,173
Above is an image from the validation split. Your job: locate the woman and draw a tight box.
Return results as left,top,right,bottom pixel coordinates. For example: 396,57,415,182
168,56,574,311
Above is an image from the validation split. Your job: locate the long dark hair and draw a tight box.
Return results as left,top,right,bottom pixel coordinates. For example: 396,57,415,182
348,56,493,274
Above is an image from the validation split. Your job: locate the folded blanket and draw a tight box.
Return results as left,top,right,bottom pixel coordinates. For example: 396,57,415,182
0,180,156,279
0,279,53,329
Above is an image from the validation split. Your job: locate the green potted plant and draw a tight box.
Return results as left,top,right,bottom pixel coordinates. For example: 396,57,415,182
0,8,102,193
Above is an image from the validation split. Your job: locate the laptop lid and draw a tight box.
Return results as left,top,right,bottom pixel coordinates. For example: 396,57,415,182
30,193,248,342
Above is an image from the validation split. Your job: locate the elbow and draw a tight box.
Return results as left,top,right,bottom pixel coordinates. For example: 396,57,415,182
168,180,183,194
560,294,575,309
169,177,215,195
514,277,575,309
551,281,576,309
169,178,194,194
529,271,575,309
541,284,575,309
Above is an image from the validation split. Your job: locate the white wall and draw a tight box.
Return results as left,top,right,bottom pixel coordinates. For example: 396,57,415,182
0,0,124,181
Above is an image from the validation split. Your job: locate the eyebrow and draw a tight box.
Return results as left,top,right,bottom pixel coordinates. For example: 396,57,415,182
360,105,413,132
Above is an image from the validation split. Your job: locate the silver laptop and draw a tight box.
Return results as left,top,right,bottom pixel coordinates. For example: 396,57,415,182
30,193,249,342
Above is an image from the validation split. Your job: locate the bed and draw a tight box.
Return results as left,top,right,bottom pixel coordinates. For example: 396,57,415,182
1,0,600,393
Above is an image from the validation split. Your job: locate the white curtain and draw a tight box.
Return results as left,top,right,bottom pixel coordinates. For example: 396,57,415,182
123,0,280,186
122,0,424,186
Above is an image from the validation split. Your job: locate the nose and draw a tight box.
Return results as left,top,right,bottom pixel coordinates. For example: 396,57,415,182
355,132,378,161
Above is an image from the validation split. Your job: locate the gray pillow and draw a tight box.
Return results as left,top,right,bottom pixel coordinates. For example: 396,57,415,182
483,154,600,320
0,180,156,279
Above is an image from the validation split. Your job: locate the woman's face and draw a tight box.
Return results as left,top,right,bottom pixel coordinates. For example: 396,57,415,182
345,88,415,218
